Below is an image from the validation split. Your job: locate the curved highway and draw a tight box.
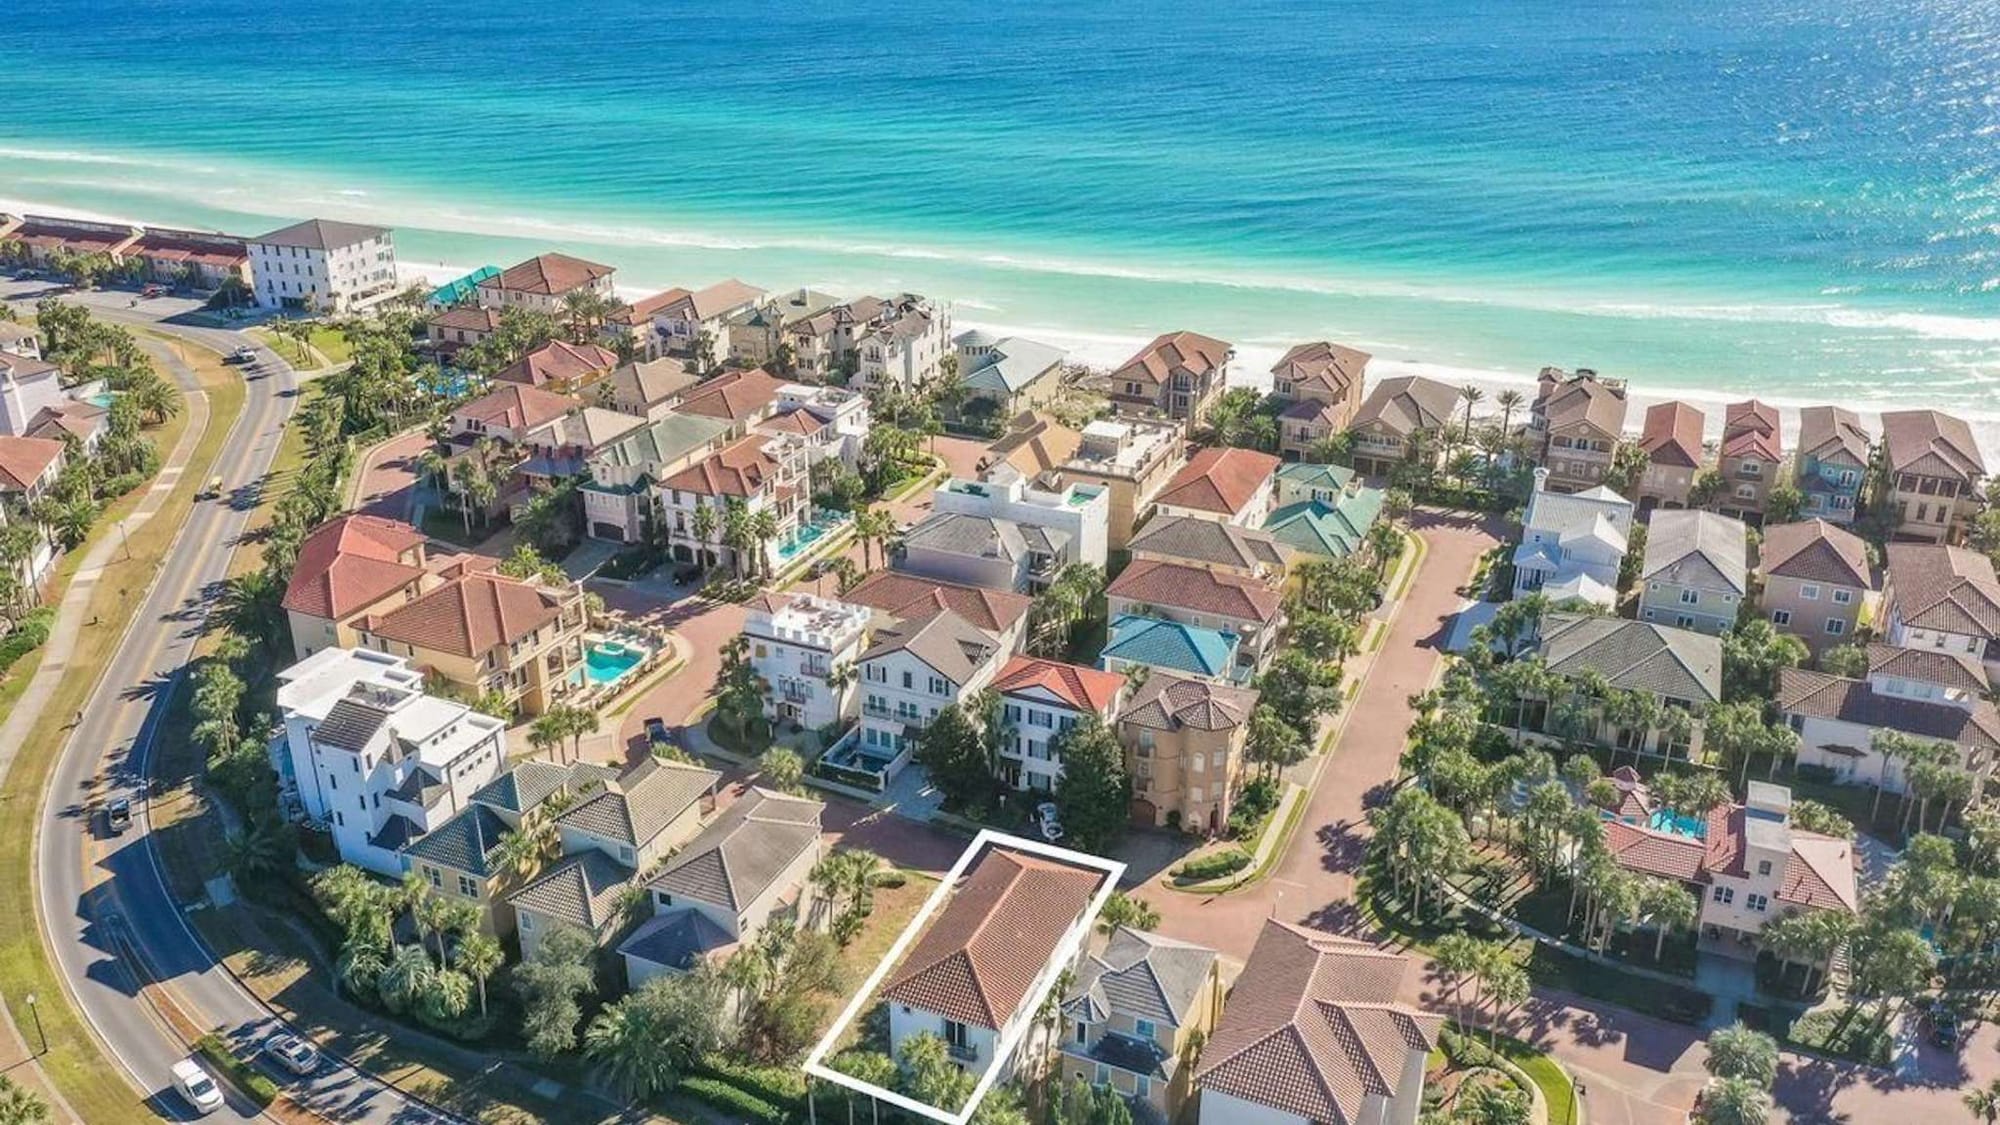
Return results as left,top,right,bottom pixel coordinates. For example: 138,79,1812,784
10,284,455,1123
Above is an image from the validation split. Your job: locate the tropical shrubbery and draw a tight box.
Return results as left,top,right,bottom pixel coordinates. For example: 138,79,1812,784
1174,849,1250,883
311,866,502,1041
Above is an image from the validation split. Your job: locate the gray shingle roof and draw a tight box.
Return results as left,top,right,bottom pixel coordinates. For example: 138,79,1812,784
472,761,575,815
959,334,1066,395
617,907,737,971
556,759,719,847
1063,927,1216,1029
401,804,512,878
1537,613,1723,705
252,217,389,250
860,609,1003,686
1128,516,1289,572
1521,486,1633,543
1641,509,1748,595
645,788,822,913
901,512,1027,563
313,696,390,752
506,849,634,931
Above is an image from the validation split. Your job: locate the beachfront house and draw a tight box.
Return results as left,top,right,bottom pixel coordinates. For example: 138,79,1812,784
1117,671,1257,835
1270,340,1369,462
1109,331,1232,428
1716,400,1783,523
128,226,250,291
1060,928,1222,1120
1879,409,1986,544
1528,366,1628,493
1795,406,1871,525
1636,509,1749,636
728,288,843,371
743,591,871,731
1758,519,1872,653
475,253,616,316
653,280,766,373
1346,374,1460,477
955,331,1067,423
1636,400,1706,512
856,294,952,391
247,218,398,314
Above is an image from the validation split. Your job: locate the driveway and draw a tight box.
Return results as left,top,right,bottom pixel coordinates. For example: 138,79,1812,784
349,427,428,521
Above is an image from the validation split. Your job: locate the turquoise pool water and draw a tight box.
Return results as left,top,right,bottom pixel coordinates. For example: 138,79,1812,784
1647,810,1707,839
776,513,849,561
85,392,115,408
584,641,646,686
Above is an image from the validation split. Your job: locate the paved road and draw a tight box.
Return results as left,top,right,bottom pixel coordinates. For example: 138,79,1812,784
7,283,458,1123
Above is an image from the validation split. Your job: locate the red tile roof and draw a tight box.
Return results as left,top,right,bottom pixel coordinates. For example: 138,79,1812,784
492,340,618,388
607,287,693,327
660,436,782,498
880,847,1103,1029
361,571,568,658
993,656,1124,715
1639,401,1705,469
841,572,1032,635
1107,557,1283,624
1761,519,1870,589
1114,331,1231,387
0,436,64,491
1722,399,1782,462
428,306,504,334
454,384,577,433
281,515,427,619
1156,447,1280,517
1607,797,1858,913
482,253,614,297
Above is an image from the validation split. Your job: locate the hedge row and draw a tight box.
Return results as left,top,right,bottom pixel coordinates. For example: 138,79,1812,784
0,608,55,678
194,1033,279,1108
678,1076,787,1124
1175,848,1251,882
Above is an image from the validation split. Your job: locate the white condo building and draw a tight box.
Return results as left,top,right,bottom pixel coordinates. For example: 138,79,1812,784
248,218,399,314
273,647,507,876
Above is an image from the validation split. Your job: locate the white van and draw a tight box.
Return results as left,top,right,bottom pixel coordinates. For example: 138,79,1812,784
171,1058,224,1115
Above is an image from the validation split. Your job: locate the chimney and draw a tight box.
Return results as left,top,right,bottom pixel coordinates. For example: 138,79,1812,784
1533,467,1550,494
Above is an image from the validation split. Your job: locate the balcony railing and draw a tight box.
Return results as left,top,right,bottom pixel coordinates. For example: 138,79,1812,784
947,1042,979,1063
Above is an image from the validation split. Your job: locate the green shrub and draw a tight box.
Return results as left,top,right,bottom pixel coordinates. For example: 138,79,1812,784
811,758,885,792
870,869,908,890
0,608,55,677
1174,849,1251,882
695,1055,806,1106
194,1033,279,1107
677,1077,786,1124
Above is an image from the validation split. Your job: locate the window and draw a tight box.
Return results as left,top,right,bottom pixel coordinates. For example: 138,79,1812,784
426,866,442,888
1094,1063,1111,1085
1190,754,1204,774
1771,609,1792,626
1075,1023,1087,1045
1826,618,1846,636
1800,584,1820,601
1712,886,1735,905
1134,1019,1157,1041
520,913,534,931
1190,786,1204,803
1747,893,1769,913
901,671,913,690
1832,589,1853,605
1679,588,1699,605
1675,615,1695,629
944,1020,970,1052
1757,860,1772,876
458,875,477,897
1134,1075,1150,1098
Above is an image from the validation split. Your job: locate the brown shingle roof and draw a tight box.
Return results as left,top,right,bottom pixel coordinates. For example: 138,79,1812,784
1538,370,1628,436
1108,558,1283,624
1721,400,1782,461
361,572,567,658
1760,519,1870,589
1887,544,2000,639
659,435,783,498
840,571,1031,635
674,368,784,422
880,847,1103,1029
993,656,1125,715
1639,401,1705,469
1777,668,2000,751
454,384,576,433
483,252,614,297
1114,331,1231,387
1271,341,1368,400
281,515,426,619
1120,671,1257,732
492,340,618,388
1798,406,1870,467
1195,920,1442,1124
663,279,765,322
1351,375,1460,437
1156,447,1279,517
607,287,693,327
1127,515,1289,573
0,435,63,491
427,306,504,334
1882,409,1986,481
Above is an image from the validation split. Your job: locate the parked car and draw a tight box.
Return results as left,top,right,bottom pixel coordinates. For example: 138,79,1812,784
1035,801,1064,843
642,717,671,746
262,1032,321,1076
1930,1003,1961,1049
171,1058,225,1115
105,796,131,836
140,283,166,298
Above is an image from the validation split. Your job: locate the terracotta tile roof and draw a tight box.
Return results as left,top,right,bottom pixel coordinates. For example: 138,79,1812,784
1702,804,1859,912
993,655,1125,715
659,435,783,498
1351,375,1461,437
1639,401,1705,469
427,306,504,334
1195,920,1442,1124
1761,519,1870,589
674,368,785,422
607,287,693,327
1537,369,1627,436
1156,447,1280,517
1798,406,1871,467
281,514,426,619
1867,642,1990,696
663,279,765,322
1603,819,1706,881
1114,331,1232,387
1271,341,1368,400
492,340,618,388
482,252,614,297
880,847,1104,1029
1776,668,2000,751
360,572,568,658
1720,406,1781,463
454,384,577,433
1120,670,1257,732
0,435,63,491
1108,557,1283,624
840,571,1031,635
25,401,107,445
1881,409,1986,481
755,406,828,437
1887,544,2000,639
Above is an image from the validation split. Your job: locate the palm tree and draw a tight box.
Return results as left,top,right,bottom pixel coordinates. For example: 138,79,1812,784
1459,385,1484,443
495,823,551,878
1965,1077,2000,1125
1432,933,1485,1027
0,1075,49,1125
1495,388,1524,435
690,501,717,569
1696,1077,1772,1125
1644,878,1700,960
1703,1022,1779,1086
377,943,436,1015
454,930,503,1016
747,506,780,579
854,506,895,571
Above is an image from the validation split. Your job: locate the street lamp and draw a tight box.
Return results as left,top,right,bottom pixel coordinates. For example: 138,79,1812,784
23,992,45,1056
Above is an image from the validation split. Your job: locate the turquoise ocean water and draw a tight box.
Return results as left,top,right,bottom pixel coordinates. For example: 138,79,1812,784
2,0,1997,416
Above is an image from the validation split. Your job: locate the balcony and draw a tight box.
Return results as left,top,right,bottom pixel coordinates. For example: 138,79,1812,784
947,1042,979,1064
863,700,892,720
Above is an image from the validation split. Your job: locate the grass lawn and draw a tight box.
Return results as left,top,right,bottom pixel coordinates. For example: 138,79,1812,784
307,324,354,366
0,331,235,1122
825,871,938,1050
249,323,353,369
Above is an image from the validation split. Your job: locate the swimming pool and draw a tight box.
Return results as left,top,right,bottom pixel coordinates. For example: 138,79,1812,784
86,392,115,409
776,511,850,562
584,640,647,686
1646,809,1707,839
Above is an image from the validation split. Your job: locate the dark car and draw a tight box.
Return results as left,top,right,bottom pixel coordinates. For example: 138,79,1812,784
1930,1003,1961,1049
643,717,671,747
105,797,132,835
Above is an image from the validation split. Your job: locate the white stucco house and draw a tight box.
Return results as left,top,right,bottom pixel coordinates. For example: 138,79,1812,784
1511,468,1633,609
743,591,871,730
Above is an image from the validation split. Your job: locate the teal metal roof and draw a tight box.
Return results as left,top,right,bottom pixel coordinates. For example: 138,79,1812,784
429,265,501,308
1263,485,1383,558
1274,460,1356,495
1101,614,1239,680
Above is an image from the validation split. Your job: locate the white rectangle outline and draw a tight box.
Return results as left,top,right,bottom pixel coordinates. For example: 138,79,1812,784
802,829,1126,1125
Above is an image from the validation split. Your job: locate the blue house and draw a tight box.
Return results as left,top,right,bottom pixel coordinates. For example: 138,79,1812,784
1794,406,1871,526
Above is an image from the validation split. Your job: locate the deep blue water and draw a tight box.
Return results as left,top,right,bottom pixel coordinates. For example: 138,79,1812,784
2,0,1997,414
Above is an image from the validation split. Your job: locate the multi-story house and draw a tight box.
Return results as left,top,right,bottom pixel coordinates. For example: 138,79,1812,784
897,512,1072,594
673,367,788,436
1154,447,1281,528
247,218,398,314
596,356,699,419
1194,920,1442,1125
743,592,870,730
492,339,620,394
840,571,1033,657
1100,616,1248,686
1795,405,1871,525
757,383,872,469
1346,374,1461,477
1126,515,1290,583
1107,559,1285,677
1510,468,1633,610
728,288,842,371
580,413,732,544
776,295,885,380
281,514,434,662
0,435,65,590
955,331,1067,419
931,467,1110,571
1780,651,2000,789
509,758,721,960
1060,928,1222,1120
1117,671,1256,835
474,252,616,316
1262,461,1386,560
1270,341,1369,462
654,280,766,373
401,759,612,936
1603,782,1857,947
447,383,578,448
1,213,139,267
1636,400,1705,511
1759,519,1871,653
1636,509,1749,636
1528,367,1627,493
986,412,1084,482
856,295,952,392
603,287,693,362
991,656,1125,793
657,434,810,575
1050,418,1188,550
1528,613,1722,761
1879,408,1986,544
127,226,251,291
0,321,41,360
272,647,507,876
1108,331,1231,428
857,609,1006,778
425,306,505,359
883,846,1105,1076
1882,544,2000,681
1717,400,1783,523
355,571,589,718
621,788,823,988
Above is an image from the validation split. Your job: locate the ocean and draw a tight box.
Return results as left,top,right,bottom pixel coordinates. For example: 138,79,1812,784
3,0,1997,421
